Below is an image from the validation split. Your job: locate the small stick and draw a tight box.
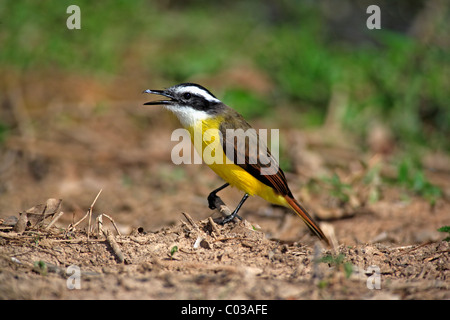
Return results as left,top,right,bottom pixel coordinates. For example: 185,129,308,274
103,229,127,264
69,211,88,230
87,189,103,240
208,217,220,237
212,195,232,217
213,237,259,243
45,211,65,230
181,212,199,230
0,231,21,239
66,189,103,237
96,214,103,237
101,213,122,236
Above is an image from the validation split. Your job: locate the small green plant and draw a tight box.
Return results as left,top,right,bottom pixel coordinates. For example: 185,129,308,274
33,260,48,276
320,253,353,279
363,163,382,203
33,235,40,246
169,245,179,259
437,226,450,242
397,158,442,205
322,173,353,204
0,122,9,145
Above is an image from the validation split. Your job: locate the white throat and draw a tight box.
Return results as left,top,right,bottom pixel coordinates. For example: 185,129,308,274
165,105,212,128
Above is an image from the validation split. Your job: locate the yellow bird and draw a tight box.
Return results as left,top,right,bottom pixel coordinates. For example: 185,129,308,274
144,83,329,245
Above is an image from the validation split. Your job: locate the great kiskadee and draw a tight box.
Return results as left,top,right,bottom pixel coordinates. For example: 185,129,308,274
143,83,329,244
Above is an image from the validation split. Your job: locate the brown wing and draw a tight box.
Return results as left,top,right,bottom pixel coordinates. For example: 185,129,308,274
219,108,293,197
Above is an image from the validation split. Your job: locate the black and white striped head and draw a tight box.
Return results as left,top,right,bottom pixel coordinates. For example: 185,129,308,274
143,83,223,127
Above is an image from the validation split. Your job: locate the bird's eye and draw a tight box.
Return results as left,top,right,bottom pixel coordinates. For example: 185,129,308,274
183,92,191,100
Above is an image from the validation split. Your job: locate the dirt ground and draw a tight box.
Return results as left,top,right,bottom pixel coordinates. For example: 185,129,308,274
0,74,449,300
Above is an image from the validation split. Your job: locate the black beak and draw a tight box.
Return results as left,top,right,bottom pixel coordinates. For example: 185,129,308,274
143,89,175,105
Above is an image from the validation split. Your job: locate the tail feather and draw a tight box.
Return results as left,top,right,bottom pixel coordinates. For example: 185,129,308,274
284,196,330,245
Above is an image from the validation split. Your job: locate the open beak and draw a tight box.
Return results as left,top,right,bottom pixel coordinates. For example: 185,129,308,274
143,89,175,105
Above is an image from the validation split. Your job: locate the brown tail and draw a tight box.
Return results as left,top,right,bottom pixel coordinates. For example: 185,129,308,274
284,196,330,245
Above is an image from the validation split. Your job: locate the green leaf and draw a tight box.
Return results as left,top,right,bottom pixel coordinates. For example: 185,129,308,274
437,226,450,242
170,246,179,257
33,260,48,276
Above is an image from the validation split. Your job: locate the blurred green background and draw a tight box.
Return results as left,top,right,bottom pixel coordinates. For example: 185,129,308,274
1,0,448,152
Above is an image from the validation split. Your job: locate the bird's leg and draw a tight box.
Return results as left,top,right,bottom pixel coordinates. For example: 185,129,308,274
219,193,249,225
208,183,244,222
207,183,229,209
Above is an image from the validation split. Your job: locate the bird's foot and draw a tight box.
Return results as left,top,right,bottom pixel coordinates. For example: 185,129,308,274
218,211,242,225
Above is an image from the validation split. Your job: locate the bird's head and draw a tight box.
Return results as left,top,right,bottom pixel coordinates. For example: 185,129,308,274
143,83,224,127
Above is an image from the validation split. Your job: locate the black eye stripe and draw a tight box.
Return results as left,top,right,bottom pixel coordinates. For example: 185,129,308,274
177,91,221,113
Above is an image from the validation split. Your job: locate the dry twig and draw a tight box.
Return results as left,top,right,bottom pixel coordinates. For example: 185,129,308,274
103,229,129,264
95,213,122,237
208,217,220,237
211,195,232,217
88,189,103,239
67,189,102,238
181,212,199,230
45,211,65,230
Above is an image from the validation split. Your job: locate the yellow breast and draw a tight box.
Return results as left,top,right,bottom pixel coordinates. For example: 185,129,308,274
187,118,287,207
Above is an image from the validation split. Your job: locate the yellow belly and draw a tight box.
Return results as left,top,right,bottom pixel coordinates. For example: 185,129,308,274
188,119,288,207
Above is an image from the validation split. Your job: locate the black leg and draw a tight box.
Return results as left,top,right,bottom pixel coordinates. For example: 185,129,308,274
207,183,229,209
219,193,249,225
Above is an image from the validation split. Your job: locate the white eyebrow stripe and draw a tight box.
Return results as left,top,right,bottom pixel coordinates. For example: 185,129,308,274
175,86,220,103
